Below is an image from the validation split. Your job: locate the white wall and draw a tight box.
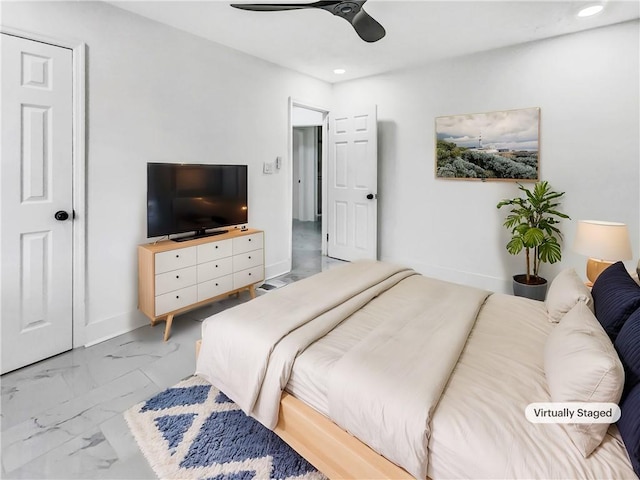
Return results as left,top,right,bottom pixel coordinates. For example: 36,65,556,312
4,2,638,346
332,21,640,293
2,1,332,345
292,106,324,127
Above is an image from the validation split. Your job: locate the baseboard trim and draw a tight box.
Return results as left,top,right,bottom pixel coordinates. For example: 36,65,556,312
265,259,291,281
83,311,149,347
381,256,511,294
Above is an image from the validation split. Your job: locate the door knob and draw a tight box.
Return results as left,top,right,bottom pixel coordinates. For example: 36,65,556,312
54,210,70,221
366,193,376,200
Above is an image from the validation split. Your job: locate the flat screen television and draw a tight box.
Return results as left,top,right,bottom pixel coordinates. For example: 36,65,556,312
147,163,248,241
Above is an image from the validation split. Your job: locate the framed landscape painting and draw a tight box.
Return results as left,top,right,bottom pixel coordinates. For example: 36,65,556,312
435,107,540,181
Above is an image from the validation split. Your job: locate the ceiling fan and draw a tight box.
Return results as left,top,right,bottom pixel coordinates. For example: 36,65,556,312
230,0,386,43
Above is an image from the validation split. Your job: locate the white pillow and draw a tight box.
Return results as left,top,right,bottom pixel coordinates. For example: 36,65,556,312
545,268,593,323
544,301,624,457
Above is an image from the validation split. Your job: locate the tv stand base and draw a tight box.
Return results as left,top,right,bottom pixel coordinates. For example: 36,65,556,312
172,229,229,242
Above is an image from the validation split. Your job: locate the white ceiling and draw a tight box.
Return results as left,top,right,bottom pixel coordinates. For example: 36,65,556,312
110,0,640,83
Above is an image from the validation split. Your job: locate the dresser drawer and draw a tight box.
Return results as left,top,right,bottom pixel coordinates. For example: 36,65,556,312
197,274,233,302
197,239,232,263
197,257,233,283
155,266,197,296
233,249,263,272
233,232,263,255
155,285,198,316
155,246,196,274
233,265,264,289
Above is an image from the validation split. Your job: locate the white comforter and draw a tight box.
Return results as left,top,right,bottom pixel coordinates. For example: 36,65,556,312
328,274,489,479
196,260,415,427
196,260,490,479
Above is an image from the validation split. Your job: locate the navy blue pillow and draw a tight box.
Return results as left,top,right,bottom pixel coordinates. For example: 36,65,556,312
617,382,640,477
591,261,640,341
615,308,640,400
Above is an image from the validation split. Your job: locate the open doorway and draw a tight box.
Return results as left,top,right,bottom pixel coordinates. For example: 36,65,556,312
292,124,322,276
291,104,324,277
288,101,342,279
292,125,322,223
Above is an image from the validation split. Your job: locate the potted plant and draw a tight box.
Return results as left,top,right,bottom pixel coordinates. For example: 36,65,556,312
496,181,570,300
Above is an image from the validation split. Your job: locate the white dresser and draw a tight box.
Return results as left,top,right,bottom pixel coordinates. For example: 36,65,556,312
138,229,264,341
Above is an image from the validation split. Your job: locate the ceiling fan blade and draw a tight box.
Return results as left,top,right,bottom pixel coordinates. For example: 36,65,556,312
231,0,386,43
350,8,385,43
230,2,337,11
231,3,307,11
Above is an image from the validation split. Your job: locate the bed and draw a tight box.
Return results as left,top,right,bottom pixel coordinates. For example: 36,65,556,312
195,259,640,479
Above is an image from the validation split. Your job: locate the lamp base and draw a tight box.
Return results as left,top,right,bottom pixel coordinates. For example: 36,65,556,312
586,258,614,286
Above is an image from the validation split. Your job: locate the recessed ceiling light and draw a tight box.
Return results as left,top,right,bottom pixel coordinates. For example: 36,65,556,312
578,4,604,17
333,69,346,75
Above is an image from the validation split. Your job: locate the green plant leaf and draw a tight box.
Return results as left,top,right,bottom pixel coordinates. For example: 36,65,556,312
523,227,545,247
506,237,524,255
514,223,529,235
539,240,562,264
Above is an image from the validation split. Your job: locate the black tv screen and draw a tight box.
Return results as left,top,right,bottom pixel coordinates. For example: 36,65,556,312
147,163,248,238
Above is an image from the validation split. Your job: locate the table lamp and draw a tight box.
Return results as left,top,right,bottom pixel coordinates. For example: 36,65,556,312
573,220,633,285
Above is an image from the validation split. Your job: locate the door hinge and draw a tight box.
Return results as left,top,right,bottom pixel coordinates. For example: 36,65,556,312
326,233,329,242
72,210,76,219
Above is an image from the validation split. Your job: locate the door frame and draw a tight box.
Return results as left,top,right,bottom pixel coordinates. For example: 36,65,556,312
287,98,329,266
1,26,87,347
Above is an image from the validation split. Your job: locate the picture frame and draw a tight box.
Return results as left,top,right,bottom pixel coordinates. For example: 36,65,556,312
435,107,540,181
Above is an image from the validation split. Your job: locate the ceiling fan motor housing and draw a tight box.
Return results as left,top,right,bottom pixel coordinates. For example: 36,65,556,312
332,1,363,18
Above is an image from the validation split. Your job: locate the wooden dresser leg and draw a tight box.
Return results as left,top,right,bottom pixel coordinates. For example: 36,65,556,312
249,285,256,299
163,314,174,342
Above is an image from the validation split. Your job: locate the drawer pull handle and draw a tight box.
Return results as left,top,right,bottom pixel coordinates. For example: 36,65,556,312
215,283,219,286
176,295,180,299
176,275,180,279
248,256,251,259
215,265,218,268
215,245,218,249
176,255,179,258
249,273,252,276
248,239,252,242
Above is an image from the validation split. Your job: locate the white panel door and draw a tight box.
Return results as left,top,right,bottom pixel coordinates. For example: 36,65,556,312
1,34,74,374
327,106,378,261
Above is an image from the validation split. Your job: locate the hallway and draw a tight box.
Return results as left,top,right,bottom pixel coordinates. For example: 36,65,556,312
286,219,344,283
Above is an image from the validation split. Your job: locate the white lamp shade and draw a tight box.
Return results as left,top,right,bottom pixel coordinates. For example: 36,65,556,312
573,220,633,261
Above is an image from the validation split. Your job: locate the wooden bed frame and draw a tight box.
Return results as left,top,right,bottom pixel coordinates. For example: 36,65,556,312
275,392,413,479
195,340,413,479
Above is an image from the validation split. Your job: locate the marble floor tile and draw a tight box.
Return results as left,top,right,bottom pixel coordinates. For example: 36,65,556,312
0,220,331,478
99,413,140,462
2,370,160,472
140,342,198,390
1,368,76,431
83,337,179,387
3,426,121,479
93,450,156,480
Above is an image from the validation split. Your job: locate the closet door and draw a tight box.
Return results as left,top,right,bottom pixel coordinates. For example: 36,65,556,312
1,34,74,373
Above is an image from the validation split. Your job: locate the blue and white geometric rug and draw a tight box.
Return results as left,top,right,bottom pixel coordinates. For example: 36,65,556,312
124,375,326,480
